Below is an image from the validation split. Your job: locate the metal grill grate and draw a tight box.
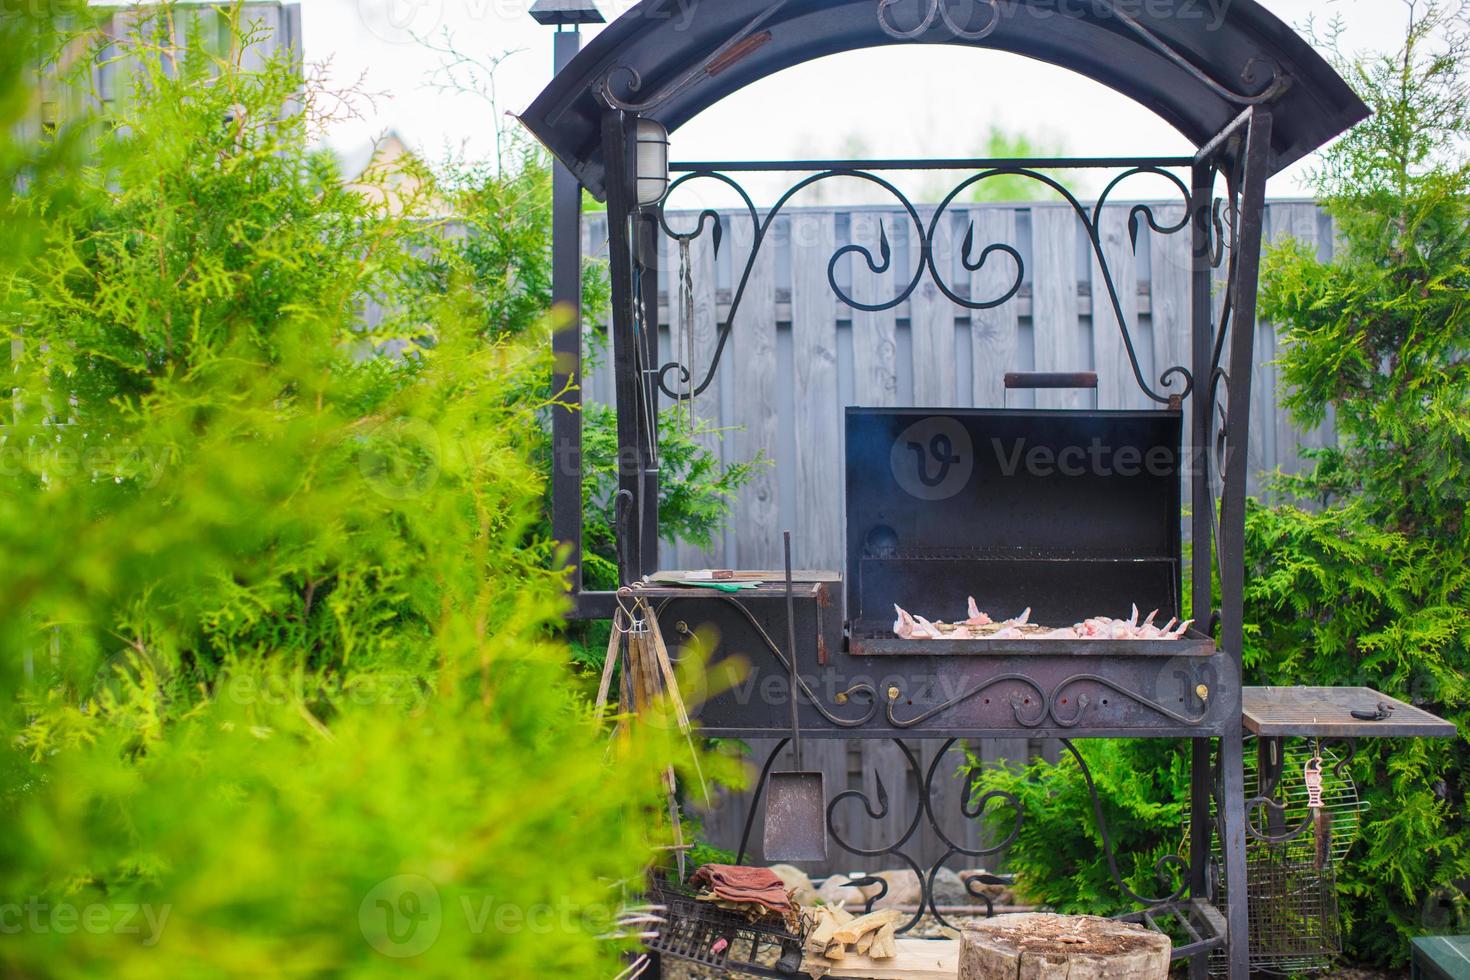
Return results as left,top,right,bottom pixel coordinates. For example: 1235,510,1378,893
1197,738,1366,976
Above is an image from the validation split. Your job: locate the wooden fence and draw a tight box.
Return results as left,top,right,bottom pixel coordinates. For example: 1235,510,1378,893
582,200,1335,878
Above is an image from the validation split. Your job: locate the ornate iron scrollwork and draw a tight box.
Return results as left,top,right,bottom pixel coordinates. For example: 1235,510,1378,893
877,0,1001,40
827,739,1022,933
653,161,1196,406
737,736,1191,932
663,594,880,727
1060,739,1190,907
883,671,1209,729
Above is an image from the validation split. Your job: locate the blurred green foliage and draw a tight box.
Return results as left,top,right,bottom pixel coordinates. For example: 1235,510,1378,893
0,6,716,975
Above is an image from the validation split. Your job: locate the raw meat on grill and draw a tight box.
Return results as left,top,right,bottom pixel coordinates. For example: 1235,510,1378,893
892,599,1193,640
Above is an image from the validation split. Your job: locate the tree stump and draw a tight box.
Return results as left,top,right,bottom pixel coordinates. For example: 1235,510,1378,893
959,913,1171,979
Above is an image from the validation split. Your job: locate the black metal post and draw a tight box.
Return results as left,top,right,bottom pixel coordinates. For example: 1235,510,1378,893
601,108,648,584
636,211,661,574
1188,159,1217,980
1218,107,1274,980
550,25,585,595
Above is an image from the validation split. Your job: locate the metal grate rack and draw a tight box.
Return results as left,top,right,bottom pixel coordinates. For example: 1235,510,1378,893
1202,737,1367,976
643,876,807,978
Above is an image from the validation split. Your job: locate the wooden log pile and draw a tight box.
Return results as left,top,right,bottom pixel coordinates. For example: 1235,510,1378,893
804,907,904,964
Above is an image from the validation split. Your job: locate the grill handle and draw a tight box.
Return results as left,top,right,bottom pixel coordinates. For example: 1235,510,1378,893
1004,371,1099,390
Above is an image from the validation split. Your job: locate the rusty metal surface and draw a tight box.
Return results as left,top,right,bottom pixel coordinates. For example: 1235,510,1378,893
762,771,828,863
1241,687,1457,739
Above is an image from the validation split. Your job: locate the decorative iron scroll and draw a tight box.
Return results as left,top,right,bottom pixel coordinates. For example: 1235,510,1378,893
877,0,1000,40
883,671,1210,729
654,162,1197,406
826,739,1021,932
736,736,1192,933
1060,738,1190,907
1198,153,1244,594
663,595,881,728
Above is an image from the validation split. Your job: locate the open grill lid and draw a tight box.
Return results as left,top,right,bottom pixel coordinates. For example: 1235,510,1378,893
845,408,1184,636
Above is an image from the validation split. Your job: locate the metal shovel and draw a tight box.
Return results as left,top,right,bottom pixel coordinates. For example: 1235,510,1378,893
762,530,828,863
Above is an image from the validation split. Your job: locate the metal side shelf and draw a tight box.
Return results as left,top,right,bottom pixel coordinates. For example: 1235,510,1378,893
1242,686,1457,739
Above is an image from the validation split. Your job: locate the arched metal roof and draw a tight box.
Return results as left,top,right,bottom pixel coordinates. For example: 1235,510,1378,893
519,0,1368,198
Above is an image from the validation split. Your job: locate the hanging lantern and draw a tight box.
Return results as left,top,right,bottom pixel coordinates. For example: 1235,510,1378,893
634,117,670,207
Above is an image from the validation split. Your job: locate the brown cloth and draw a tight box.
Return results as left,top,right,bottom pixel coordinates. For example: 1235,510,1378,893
688,864,793,918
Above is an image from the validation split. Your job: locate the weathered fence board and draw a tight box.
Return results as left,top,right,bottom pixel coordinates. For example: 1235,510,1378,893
1030,207,1090,411
912,208,958,407
585,201,1334,877
730,222,782,570
791,213,845,571
851,212,901,408
969,208,1019,409
1092,204,1145,411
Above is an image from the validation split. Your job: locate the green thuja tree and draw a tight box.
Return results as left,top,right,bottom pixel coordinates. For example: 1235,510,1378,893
0,7,706,975
1246,1,1470,963
967,6,1469,966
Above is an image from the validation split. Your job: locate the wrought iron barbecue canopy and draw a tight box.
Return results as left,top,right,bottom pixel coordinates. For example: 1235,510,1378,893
520,0,1369,199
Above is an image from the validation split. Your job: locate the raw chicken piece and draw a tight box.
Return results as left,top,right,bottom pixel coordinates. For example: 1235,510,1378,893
889,603,1190,641
893,605,918,639
965,597,993,626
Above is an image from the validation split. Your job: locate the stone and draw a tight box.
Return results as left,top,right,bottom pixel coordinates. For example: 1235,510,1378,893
930,867,971,906
861,869,922,909
815,874,867,909
959,912,1171,979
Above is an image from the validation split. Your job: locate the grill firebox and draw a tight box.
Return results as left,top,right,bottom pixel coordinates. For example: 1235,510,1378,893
846,407,1206,654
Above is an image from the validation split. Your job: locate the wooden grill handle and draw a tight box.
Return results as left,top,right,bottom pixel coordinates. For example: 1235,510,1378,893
1004,371,1099,390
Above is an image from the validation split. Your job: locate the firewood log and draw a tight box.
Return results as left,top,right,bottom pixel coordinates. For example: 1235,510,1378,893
832,908,905,945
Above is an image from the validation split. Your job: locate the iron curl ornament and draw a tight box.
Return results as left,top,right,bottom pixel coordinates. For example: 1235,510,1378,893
736,736,1192,933
652,161,1196,406
877,0,1001,40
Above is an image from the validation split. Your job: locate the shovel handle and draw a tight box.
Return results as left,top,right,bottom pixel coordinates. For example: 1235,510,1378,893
784,530,801,770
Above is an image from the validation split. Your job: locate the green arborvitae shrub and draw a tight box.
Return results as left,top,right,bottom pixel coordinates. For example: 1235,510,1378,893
0,7,699,975
967,6,1469,966
1245,2,1470,962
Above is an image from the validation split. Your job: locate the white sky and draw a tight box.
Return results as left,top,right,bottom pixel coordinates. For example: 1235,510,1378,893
305,0,1414,199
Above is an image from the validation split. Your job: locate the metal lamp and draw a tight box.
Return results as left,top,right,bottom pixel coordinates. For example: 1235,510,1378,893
634,117,670,207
